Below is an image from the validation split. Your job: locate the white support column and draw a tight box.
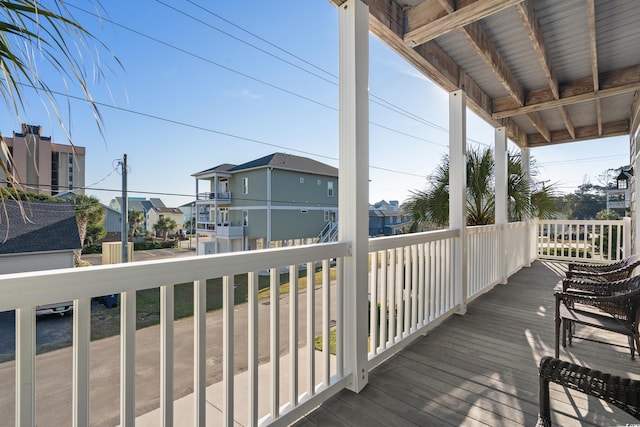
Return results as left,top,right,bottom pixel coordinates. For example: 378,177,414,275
449,89,467,315
267,168,272,248
634,150,640,254
494,127,508,284
521,146,532,266
338,0,369,393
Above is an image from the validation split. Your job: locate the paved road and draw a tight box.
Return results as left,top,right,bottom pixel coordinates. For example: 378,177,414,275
0,248,198,359
0,248,337,426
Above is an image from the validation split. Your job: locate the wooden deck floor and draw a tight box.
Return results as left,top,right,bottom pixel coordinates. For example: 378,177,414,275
293,261,640,426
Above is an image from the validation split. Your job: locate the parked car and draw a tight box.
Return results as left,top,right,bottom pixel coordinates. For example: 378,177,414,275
36,302,73,317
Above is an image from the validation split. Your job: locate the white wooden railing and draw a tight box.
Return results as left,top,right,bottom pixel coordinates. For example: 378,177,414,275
1,242,350,427
536,219,631,262
1,222,546,426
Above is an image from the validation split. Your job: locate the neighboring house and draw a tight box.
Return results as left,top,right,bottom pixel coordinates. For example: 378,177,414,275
0,200,81,315
55,190,122,234
368,200,411,236
179,201,196,232
607,167,632,215
109,197,166,233
146,207,184,236
0,124,85,196
192,152,338,254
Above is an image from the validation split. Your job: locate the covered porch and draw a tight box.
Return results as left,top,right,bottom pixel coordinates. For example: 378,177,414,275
2,0,640,426
294,260,640,426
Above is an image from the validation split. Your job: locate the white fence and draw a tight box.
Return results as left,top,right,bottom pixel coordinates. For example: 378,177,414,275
536,219,631,263
0,222,543,426
1,242,350,427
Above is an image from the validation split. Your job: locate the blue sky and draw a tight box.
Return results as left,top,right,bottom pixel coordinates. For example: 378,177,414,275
1,1,629,208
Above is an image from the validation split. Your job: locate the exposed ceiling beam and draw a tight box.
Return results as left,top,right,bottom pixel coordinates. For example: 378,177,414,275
461,21,524,105
528,120,629,147
631,91,640,138
559,108,576,140
516,0,575,139
493,64,640,119
526,112,551,142
368,4,497,121
586,0,602,136
404,0,524,47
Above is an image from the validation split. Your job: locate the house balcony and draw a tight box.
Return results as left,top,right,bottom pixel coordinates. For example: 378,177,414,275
196,191,232,204
0,219,635,426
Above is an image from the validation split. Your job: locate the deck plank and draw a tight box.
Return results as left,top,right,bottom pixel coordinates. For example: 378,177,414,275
293,261,640,426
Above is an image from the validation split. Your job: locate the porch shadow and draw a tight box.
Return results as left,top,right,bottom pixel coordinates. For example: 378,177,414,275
294,261,640,426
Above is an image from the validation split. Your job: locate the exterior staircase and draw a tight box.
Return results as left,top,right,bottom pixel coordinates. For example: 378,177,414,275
317,221,338,243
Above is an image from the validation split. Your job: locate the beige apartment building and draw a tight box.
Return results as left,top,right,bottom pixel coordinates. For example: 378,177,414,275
1,124,85,195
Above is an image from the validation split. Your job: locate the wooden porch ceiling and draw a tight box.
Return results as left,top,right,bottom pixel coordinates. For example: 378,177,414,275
334,0,640,148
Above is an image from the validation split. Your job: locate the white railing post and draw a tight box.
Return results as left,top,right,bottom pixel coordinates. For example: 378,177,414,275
73,298,91,427
495,127,508,284
338,0,369,393
194,279,206,427
160,285,174,427
449,89,468,314
624,217,632,256
16,307,35,427
120,290,136,427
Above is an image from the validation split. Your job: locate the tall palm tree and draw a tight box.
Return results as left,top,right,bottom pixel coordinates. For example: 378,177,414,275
128,209,144,241
154,217,177,240
73,194,104,265
404,146,556,230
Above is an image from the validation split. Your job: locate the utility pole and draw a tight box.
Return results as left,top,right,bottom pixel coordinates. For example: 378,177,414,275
119,154,128,263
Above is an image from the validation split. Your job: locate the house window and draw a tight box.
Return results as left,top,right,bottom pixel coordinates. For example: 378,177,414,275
300,177,304,184
324,210,330,221
327,181,334,197
317,179,321,186
242,210,249,227
242,177,249,194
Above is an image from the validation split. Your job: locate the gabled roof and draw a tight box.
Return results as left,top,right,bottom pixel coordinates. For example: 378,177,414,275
192,163,237,177
150,207,183,215
0,200,80,255
230,153,338,177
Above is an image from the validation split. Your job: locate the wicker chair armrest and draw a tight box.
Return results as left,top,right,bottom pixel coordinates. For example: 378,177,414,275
537,356,640,426
566,268,633,282
568,260,623,273
562,276,640,295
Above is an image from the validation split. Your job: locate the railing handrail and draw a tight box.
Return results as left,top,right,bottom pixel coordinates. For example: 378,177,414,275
537,219,626,225
0,241,350,312
368,228,459,252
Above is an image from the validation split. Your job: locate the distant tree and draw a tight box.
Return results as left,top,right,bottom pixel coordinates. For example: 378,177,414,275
557,183,607,220
128,209,144,240
403,147,556,229
154,217,177,240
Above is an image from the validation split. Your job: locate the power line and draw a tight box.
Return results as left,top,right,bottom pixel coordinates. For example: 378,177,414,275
24,84,428,179
69,4,456,148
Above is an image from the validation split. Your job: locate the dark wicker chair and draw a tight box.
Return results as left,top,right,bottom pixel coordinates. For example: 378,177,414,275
537,356,640,427
555,277,640,359
562,274,640,295
565,253,640,282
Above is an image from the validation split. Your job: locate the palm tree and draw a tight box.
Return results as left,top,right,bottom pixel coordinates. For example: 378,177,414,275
73,194,105,265
154,217,177,240
404,146,556,230
0,1,115,197
128,209,144,241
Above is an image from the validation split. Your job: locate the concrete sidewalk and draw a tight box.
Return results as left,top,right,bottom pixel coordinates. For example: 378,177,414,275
132,349,336,426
